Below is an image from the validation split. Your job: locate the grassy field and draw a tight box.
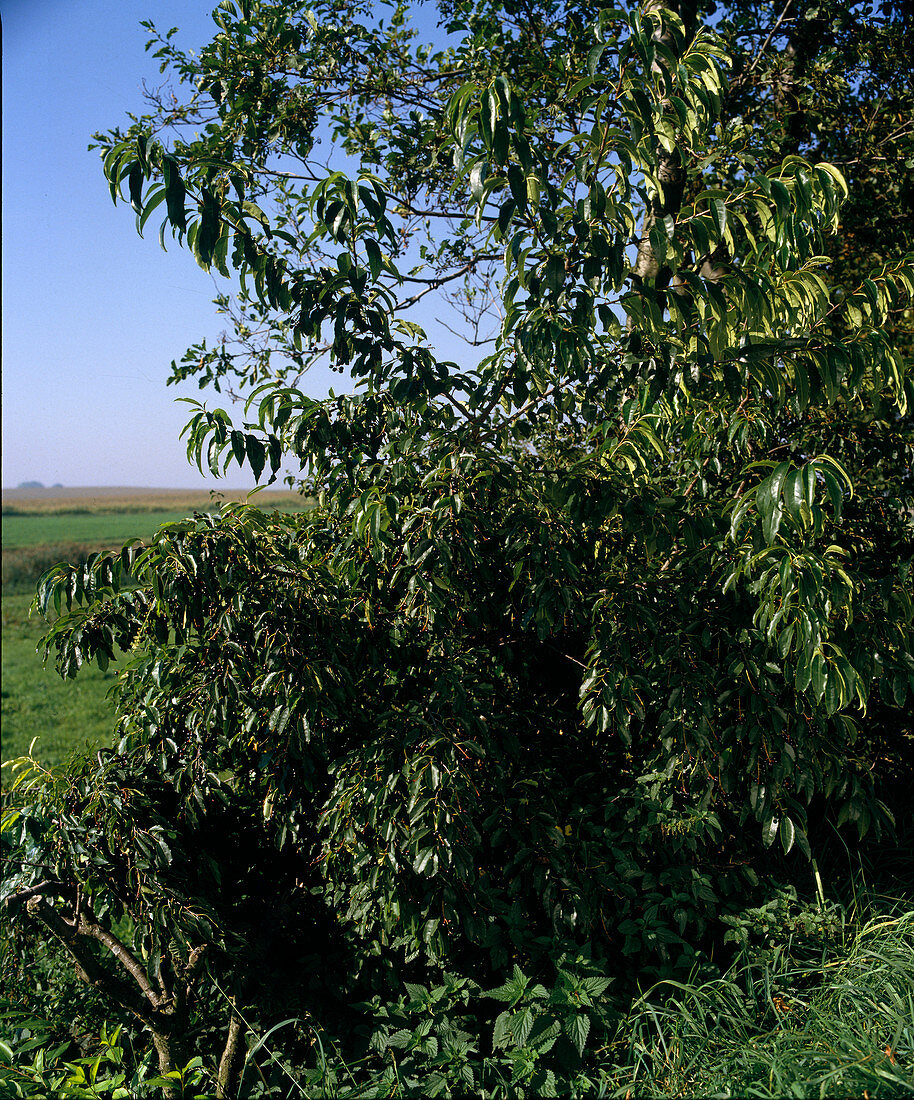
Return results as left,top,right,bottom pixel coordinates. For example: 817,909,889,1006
1,593,119,769
2,488,312,594
2,510,232,549
1,487,309,771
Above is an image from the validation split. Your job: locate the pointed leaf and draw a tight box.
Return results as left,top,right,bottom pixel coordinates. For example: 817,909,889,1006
779,816,796,854
565,1013,590,1056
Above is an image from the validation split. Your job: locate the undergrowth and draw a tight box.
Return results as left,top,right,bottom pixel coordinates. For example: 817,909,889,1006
2,893,910,1098
606,902,913,1098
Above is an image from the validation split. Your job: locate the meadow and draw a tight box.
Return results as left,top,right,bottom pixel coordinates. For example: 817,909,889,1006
3,510,233,550
1,487,309,768
1,593,118,768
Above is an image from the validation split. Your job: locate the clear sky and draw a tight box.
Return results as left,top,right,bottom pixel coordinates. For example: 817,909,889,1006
2,0,347,490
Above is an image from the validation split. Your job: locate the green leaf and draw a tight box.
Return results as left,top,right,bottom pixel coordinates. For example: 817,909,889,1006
137,186,167,236
498,197,516,236
245,436,266,480
779,816,795,854
757,462,790,543
230,430,246,468
492,1011,511,1048
810,651,827,702
579,976,612,997
469,160,487,199
824,665,843,715
710,196,727,238
512,1008,534,1046
365,238,382,281
128,161,144,213
163,157,187,232
818,467,843,519
413,847,435,875
565,1012,590,1056
543,254,565,295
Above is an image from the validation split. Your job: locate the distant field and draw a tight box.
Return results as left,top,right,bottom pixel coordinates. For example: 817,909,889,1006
2,487,313,592
2,485,309,516
2,510,224,549
1,488,312,771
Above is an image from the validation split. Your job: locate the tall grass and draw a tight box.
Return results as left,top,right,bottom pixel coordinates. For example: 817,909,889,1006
607,906,914,1098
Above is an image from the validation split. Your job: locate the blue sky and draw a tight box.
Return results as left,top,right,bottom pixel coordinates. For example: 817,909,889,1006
2,0,345,489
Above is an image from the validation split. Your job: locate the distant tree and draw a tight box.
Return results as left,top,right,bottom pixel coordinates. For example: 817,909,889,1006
16,481,45,489
3,0,911,1092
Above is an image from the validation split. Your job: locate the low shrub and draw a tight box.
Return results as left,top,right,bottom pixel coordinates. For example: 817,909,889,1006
2,893,910,1098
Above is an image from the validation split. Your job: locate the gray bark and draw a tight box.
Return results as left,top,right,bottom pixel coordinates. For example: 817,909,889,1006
216,1006,248,1099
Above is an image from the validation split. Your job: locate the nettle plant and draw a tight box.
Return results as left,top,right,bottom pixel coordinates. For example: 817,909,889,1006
3,0,912,1090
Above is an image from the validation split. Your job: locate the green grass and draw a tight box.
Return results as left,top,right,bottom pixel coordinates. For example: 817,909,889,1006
1,495,311,769
1,510,223,549
603,905,914,1098
1,594,118,770
2,512,212,595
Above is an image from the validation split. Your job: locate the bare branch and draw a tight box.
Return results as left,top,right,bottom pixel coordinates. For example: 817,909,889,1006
744,0,795,78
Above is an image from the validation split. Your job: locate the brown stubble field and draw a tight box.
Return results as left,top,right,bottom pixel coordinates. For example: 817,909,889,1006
2,484,308,514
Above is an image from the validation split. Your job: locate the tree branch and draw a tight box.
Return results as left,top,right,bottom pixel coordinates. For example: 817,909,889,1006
743,0,794,79
4,880,67,907
24,892,181,1092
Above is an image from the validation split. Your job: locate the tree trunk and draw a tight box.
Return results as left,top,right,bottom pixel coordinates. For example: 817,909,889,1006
216,1006,247,1099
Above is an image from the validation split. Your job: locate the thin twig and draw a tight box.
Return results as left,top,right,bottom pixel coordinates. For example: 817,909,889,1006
745,0,794,77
